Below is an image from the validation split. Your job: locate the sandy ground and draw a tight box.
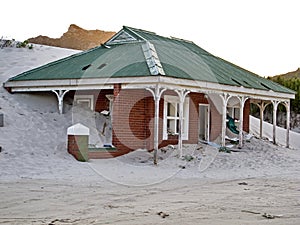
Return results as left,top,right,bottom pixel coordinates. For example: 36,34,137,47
0,177,299,225
0,140,299,225
0,45,300,225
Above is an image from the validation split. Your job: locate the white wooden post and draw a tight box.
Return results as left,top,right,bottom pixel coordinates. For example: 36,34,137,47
259,104,263,138
106,94,114,122
175,89,190,158
283,100,290,148
52,90,69,114
220,93,231,147
271,100,280,145
146,85,166,165
253,101,270,139
106,95,114,112
237,96,248,148
259,101,269,139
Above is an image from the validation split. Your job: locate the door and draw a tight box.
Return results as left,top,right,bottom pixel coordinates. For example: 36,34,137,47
199,104,210,142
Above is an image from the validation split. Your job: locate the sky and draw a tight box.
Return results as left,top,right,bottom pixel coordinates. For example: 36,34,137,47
1,0,299,77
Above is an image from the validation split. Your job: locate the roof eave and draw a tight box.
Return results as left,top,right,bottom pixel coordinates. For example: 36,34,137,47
4,76,295,100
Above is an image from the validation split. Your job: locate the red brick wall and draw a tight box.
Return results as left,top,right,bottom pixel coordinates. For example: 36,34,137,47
95,90,113,112
75,88,243,152
112,89,153,152
114,83,122,97
73,88,252,154
208,98,223,142
67,135,77,155
111,89,212,152
185,92,209,144
67,135,89,161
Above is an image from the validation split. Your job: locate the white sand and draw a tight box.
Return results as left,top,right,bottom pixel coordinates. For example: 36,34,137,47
0,45,300,224
250,115,300,149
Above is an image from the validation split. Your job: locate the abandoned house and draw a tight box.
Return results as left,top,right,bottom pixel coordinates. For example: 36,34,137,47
4,26,295,160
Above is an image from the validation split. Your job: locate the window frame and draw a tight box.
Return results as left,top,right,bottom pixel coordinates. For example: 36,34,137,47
74,94,94,110
227,106,240,120
163,95,189,140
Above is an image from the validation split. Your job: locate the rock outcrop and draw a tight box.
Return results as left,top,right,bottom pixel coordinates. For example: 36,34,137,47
28,24,115,50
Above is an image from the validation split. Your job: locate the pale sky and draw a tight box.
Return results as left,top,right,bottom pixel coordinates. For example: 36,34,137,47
1,0,299,77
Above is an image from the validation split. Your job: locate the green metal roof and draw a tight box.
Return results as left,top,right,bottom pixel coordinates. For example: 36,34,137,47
7,26,294,94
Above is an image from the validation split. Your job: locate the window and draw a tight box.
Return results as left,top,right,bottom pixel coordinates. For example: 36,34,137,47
163,95,189,140
74,95,94,110
227,107,240,120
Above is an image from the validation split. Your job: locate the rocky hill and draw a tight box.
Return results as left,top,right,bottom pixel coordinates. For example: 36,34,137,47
272,68,300,79
28,24,115,50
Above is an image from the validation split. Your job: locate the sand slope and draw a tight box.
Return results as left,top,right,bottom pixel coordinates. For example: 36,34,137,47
250,115,300,149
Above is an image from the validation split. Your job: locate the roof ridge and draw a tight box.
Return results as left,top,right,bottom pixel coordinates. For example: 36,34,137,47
123,26,157,35
123,26,176,42
123,26,214,57
124,26,199,46
170,36,194,44
142,41,165,75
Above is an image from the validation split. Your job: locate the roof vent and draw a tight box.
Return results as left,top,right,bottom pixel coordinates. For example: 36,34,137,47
231,78,243,86
97,63,107,70
243,80,250,86
260,82,271,90
82,64,92,71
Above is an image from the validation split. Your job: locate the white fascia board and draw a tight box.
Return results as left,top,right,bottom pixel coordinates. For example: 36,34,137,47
157,76,295,100
5,76,160,92
5,75,294,100
124,77,294,100
10,85,114,92
5,76,159,88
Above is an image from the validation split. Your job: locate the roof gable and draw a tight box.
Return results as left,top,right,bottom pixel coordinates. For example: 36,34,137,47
106,30,140,45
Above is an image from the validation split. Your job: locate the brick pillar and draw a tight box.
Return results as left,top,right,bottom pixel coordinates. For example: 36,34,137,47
243,99,250,133
67,123,89,162
112,84,121,150
114,83,122,98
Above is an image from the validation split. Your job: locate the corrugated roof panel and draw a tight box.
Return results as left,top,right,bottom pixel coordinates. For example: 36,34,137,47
9,43,151,81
